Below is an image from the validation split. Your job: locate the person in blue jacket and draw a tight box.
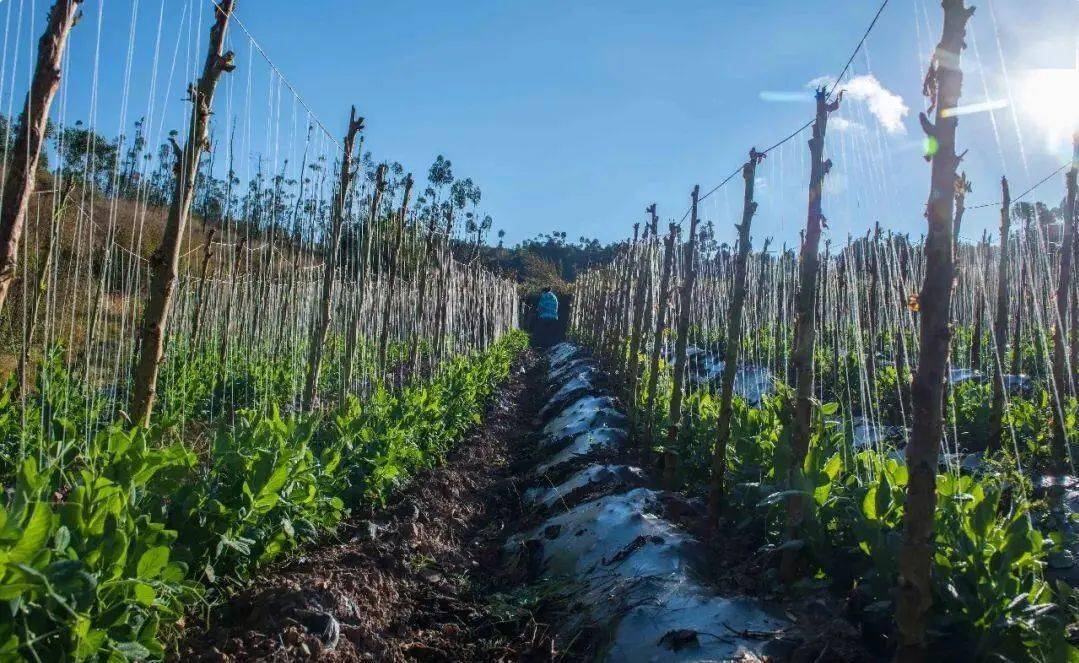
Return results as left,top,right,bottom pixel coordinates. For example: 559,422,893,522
533,287,561,348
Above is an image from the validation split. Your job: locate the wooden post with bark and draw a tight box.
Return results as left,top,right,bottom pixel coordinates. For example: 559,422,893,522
988,177,1011,452
18,185,74,395
867,223,882,398
408,215,440,376
340,163,386,400
781,87,840,580
626,206,658,427
709,149,763,520
1051,135,1079,472
644,223,678,457
0,0,81,320
953,172,971,244
188,228,217,359
895,1,974,656
1011,207,1033,374
378,174,414,379
130,1,236,426
302,107,365,410
662,186,700,489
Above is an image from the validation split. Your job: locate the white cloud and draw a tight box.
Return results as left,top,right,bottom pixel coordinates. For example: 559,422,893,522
809,74,909,134
830,117,866,134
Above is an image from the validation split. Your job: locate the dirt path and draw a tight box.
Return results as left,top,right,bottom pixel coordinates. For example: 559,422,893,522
178,343,871,662
176,350,556,662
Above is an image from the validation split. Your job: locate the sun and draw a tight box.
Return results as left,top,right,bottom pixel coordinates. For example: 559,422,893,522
1015,67,1079,149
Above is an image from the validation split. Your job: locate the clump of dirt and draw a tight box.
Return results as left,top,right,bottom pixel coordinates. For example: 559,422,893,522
173,351,559,662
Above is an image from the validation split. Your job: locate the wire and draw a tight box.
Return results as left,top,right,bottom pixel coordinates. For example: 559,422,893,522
966,162,1072,210
670,0,890,224
210,0,341,148
828,0,890,98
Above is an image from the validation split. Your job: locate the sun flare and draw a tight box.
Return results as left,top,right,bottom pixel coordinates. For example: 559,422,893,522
1016,67,1079,148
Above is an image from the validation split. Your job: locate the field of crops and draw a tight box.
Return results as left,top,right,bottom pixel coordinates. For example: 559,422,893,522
0,1,525,659
571,126,1079,661
0,0,1077,660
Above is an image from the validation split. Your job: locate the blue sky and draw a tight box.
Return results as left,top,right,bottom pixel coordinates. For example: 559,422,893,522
7,0,1079,247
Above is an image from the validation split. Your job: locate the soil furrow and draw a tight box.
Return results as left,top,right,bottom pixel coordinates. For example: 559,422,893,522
175,351,555,662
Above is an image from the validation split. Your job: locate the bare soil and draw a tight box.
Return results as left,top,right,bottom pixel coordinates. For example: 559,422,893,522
175,347,874,662
173,350,558,662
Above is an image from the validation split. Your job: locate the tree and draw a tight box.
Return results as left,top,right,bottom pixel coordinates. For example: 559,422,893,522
130,1,237,426
782,87,841,580
895,1,975,656
0,0,82,320
709,149,763,520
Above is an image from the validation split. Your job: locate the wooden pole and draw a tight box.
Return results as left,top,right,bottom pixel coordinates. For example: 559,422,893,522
781,86,840,580
627,205,658,430
895,1,974,655
0,0,82,321
644,223,678,458
378,174,414,379
988,177,1011,451
130,1,236,426
709,149,763,520
968,229,987,372
662,186,700,489
302,106,365,410
188,227,217,358
1011,207,1032,375
1050,135,1079,472
340,162,386,400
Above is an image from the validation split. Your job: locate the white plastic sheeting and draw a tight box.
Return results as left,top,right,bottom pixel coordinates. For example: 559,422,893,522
506,343,789,661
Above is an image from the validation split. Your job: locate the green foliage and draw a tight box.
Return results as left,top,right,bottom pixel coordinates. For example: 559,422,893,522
0,330,526,660
0,427,198,661
638,361,1066,656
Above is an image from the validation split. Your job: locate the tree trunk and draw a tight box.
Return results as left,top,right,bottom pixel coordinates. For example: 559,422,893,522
781,88,839,580
988,177,1011,452
302,107,365,410
709,149,763,520
663,186,700,489
130,1,236,426
895,2,973,656
0,0,81,320
1051,135,1079,472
